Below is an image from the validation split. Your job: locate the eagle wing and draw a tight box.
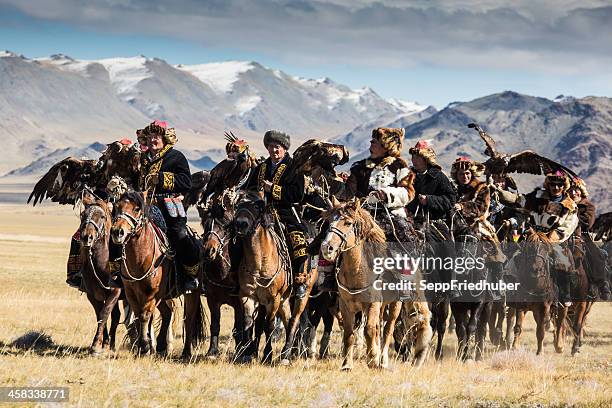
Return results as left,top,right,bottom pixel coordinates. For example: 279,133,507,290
592,212,612,241
27,157,98,206
291,139,349,175
505,151,579,178
468,123,498,158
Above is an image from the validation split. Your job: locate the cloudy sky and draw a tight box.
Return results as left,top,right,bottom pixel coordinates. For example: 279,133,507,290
2,0,611,107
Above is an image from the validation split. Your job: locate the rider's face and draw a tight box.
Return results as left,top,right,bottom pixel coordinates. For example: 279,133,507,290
267,143,286,163
147,133,165,154
457,169,472,185
369,138,386,159
548,182,564,197
411,154,427,171
568,188,582,202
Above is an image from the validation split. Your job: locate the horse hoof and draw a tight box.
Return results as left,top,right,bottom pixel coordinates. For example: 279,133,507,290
206,354,218,361
279,358,291,366
340,365,352,371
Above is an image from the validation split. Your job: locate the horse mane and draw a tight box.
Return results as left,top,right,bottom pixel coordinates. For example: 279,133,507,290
120,191,150,217
324,199,386,243
93,198,112,219
526,228,551,244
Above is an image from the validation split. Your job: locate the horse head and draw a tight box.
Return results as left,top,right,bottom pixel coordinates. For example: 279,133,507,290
80,199,111,248
111,191,146,245
234,191,266,237
202,203,233,263
320,197,365,262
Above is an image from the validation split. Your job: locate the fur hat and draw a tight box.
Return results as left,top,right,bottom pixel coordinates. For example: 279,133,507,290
544,170,570,191
450,156,485,181
142,120,177,146
372,127,404,158
570,177,589,198
408,140,441,169
263,130,290,150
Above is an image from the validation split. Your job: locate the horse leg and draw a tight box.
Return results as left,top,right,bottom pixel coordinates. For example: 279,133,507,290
413,309,433,368
452,305,468,361
365,304,382,369
436,300,449,360
340,302,356,371
281,294,309,363
476,302,491,361
262,301,281,365
512,309,525,350
465,303,483,361
205,297,221,359
136,305,154,356
553,304,567,354
239,297,258,362
380,302,401,369
109,301,121,351
180,292,202,360
88,294,106,354
156,300,173,356
231,298,247,361
100,289,121,350
571,302,587,355
532,306,546,355
505,307,515,350
319,307,334,359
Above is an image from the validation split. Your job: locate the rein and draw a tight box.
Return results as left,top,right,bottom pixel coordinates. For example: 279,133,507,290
120,221,161,282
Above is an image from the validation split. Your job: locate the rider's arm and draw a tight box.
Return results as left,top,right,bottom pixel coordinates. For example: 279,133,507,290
460,183,490,219
158,150,192,194
424,171,455,213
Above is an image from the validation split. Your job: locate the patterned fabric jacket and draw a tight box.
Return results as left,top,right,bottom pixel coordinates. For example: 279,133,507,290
139,146,192,196
247,153,305,216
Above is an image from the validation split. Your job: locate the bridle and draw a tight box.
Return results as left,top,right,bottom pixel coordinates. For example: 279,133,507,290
325,213,362,256
81,205,107,245
203,216,233,267
114,209,146,240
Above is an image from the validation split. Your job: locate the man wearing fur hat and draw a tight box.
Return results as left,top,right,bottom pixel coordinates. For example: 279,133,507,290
246,130,309,298
451,157,506,299
495,171,579,305
406,140,455,224
568,178,611,300
109,120,199,292
319,128,416,292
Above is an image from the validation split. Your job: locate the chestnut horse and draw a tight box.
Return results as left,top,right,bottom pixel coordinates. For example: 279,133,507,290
320,198,401,370
111,192,204,357
79,197,122,354
505,229,555,355
234,192,317,364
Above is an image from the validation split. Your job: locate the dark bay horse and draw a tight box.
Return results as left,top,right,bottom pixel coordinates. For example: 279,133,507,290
111,192,204,357
234,193,317,364
79,197,122,354
200,202,246,360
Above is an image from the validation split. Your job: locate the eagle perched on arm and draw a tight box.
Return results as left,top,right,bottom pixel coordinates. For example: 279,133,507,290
27,139,141,206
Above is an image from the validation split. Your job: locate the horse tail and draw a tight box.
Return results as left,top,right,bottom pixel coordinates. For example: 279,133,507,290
184,295,208,348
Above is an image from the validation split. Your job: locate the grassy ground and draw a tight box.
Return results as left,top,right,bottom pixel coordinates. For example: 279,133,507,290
0,201,611,407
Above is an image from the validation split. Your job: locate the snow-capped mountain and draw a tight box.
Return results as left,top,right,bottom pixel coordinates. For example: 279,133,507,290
0,50,424,176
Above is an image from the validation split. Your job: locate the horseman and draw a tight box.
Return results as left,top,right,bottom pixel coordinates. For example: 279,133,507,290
110,120,199,292
246,130,309,298
317,128,415,291
406,140,455,228
495,170,579,306
568,178,611,300
450,157,506,298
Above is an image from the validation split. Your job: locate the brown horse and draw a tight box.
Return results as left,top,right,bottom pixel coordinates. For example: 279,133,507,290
320,198,401,370
111,192,204,357
79,197,122,354
234,192,317,364
505,229,554,355
200,202,246,360
552,235,593,355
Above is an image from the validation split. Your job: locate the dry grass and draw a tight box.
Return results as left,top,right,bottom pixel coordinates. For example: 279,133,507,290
0,202,611,407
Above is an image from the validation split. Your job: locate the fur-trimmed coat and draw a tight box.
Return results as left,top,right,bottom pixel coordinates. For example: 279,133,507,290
338,156,415,216
521,188,578,243
455,179,491,223
576,198,596,235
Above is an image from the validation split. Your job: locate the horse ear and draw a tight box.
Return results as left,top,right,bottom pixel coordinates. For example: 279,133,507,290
331,195,340,208
355,197,362,211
